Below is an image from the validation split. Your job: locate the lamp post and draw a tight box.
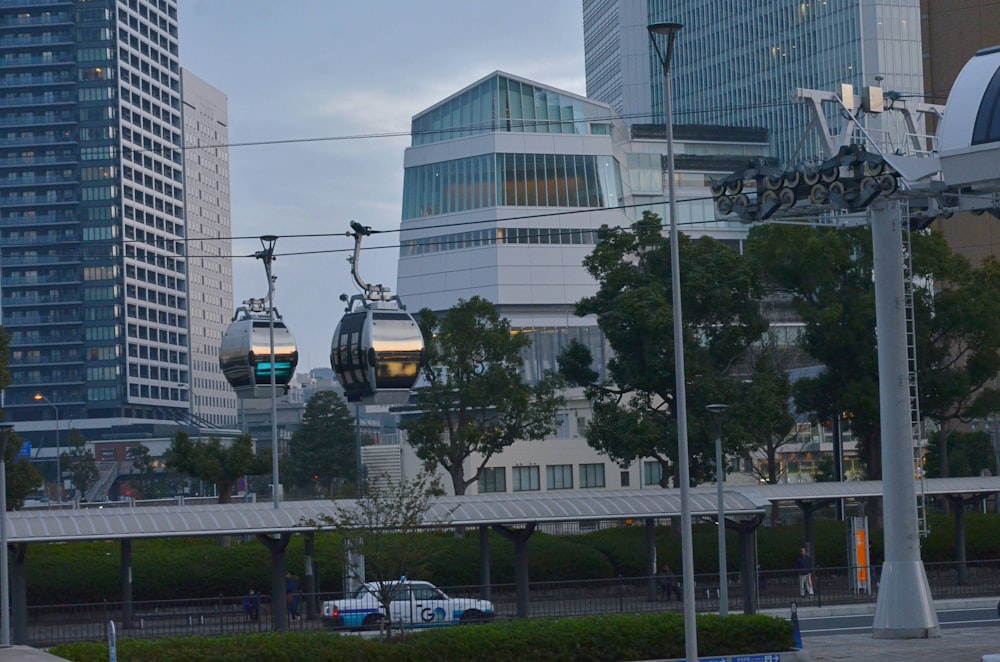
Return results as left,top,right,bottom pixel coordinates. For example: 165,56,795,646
648,20,697,662
0,423,13,647
707,403,729,616
32,394,60,504
254,235,281,509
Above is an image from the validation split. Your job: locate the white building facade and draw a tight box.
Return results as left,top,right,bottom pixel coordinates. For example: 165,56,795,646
392,72,772,495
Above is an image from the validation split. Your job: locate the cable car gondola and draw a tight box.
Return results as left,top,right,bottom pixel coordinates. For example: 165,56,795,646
331,222,423,404
220,306,299,399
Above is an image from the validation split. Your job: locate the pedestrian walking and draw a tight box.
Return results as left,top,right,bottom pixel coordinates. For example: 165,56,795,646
796,547,814,597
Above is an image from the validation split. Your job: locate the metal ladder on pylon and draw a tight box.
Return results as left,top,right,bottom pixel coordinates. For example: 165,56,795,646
901,199,929,536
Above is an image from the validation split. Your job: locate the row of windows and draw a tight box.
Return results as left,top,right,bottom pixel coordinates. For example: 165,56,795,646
126,283,184,310
479,463,608,493
128,383,185,401
128,362,182,382
125,263,184,293
402,152,624,219
126,323,185,347
124,204,185,237
127,343,187,366
399,227,601,257
478,460,668,493
125,245,183,274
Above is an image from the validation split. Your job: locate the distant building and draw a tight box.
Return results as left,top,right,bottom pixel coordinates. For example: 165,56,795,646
181,69,238,429
583,0,926,164
394,71,774,494
0,1,235,495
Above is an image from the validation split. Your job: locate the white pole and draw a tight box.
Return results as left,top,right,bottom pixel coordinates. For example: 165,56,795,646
261,236,280,510
648,22,696,662
869,200,939,638
712,408,728,616
0,425,11,646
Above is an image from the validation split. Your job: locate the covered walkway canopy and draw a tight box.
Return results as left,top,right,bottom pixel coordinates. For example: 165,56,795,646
5,475,998,543
1,475,996,642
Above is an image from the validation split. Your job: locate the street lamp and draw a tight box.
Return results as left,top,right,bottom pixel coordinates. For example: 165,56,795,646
32,394,60,504
254,235,281,509
707,403,730,617
648,20,698,662
0,423,13,647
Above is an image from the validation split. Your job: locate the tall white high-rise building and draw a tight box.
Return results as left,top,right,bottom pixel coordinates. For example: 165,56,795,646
0,1,235,461
181,69,237,429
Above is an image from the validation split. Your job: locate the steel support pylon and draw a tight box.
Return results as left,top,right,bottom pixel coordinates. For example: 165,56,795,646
869,200,939,638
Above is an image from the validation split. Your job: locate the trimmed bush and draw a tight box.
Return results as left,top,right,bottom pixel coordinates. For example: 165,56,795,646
51,612,795,662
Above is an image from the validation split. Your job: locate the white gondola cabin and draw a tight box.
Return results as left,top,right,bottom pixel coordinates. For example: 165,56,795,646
331,303,423,404
220,311,299,399
331,221,424,404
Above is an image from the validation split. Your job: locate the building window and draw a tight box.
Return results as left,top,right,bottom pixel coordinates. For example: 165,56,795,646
478,467,506,493
546,464,573,490
512,466,540,492
644,461,664,487
579,463,605,488
620,471,630,487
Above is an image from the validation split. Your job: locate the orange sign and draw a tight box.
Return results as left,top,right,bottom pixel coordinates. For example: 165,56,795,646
855,530,868,584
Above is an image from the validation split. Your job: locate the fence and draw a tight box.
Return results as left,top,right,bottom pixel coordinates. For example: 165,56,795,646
23,559,1000,648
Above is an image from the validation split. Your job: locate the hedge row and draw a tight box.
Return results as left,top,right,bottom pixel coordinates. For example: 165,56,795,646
26,511,998,604
50,612,796,662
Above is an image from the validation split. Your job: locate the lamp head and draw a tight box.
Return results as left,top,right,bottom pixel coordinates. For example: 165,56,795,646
647,22,684,70
706,403,729,416
33,394,43,402
647,22,683,36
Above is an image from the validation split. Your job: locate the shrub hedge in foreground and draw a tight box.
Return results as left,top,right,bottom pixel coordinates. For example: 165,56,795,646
50,612,795,662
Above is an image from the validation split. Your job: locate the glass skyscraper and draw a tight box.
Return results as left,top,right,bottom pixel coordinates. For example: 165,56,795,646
583,0,925,165
0,1,235,438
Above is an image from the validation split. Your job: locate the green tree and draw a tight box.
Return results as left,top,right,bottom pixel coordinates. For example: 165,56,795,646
164,432,267,503
926,429,997,478
3,431,43,510
748,224,1000,482
402,297,564,495
732,337,798,486
917,254,1000,477
63,428,99,500
127,443,153,475
0,328,41,509
283,390,357,497
559,212,768,486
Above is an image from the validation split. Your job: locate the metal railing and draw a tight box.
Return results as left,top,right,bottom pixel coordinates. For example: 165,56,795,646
21,560,1000,648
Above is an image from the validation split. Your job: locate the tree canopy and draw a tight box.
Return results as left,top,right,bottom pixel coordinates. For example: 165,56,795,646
283,390,357,497
63,428,98,500
559,212,772,486
0,328,42,509
746,223,1000,480
401,296,564,495
164,432,267,503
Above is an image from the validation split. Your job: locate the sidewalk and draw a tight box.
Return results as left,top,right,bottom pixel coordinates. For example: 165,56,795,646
771,597,1000,662
803,626,998,661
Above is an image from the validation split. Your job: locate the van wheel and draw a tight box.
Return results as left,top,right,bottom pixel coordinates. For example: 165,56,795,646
460,609,487,624
361,613,385,631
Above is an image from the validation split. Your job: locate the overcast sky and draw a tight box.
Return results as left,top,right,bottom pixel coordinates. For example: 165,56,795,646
178,1,586,370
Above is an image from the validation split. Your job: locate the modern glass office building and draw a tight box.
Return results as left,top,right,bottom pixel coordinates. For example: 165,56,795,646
395,71,780,494
583,0,925,165
398,72,632,321
0,1,234,437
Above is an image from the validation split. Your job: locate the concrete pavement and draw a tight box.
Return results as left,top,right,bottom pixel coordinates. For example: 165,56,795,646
783,597,1000,662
